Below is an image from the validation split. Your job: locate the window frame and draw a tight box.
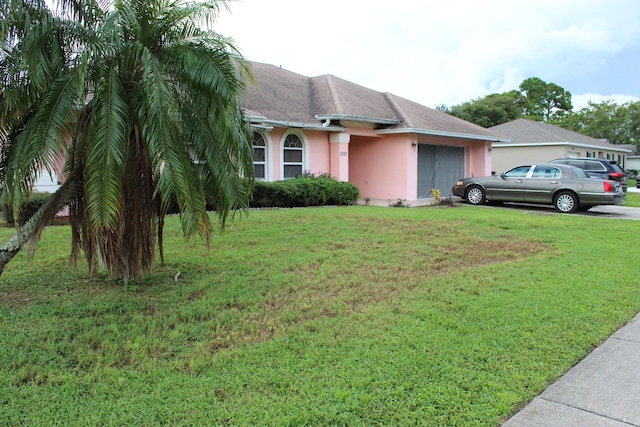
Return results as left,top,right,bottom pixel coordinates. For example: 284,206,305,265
253,131,267,180
281,132,306,179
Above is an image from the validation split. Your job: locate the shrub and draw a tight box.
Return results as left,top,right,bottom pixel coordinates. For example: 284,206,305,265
3,192,53,226
163,191,217,215
250,174,359,208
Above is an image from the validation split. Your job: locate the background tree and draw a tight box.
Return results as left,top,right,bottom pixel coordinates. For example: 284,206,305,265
554,100,640,147
518,77,573,122
0,0,254,281
437,91,522,128
439,78,573,127
555,100,627,143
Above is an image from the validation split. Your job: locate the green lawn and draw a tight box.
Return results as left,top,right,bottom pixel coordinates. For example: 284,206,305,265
626,191,640,207
1,205,639,426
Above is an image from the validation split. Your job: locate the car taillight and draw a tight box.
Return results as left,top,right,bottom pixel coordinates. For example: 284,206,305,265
604,181,615,192
609,173,624,179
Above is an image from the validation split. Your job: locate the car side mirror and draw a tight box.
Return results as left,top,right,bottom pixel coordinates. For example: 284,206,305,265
499,173,506,179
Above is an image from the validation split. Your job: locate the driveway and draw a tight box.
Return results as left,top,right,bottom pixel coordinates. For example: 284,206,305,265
582,205,640,220
472,202,640,220
581,186,640,220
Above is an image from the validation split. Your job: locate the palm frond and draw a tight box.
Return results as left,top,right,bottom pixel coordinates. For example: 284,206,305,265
137,45,211,236
2,74,81,218
84,66,128,231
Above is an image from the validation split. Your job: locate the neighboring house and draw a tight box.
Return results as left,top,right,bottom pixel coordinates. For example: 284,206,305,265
242,62,502,200
489,119,632,173
622,146,640,173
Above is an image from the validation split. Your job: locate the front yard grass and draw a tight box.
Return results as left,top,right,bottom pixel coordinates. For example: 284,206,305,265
625,187,640,207
1,205,639,426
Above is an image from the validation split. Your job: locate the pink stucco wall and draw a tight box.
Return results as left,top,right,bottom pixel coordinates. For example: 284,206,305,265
349,133,414,200
348,133,493,200
260,126,493,201
305,130,331,176
264,128,331,181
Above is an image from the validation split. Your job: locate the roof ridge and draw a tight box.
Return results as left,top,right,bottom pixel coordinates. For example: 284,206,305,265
383,93,413,127
323,75,344,114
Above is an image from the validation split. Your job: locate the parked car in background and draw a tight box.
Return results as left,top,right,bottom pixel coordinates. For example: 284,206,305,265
549,158,627,192
452,163,626,213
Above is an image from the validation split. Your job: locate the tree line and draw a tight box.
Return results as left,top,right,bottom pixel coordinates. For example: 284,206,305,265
437,77,640,147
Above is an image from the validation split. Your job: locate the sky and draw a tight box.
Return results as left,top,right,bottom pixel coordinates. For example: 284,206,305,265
215,0,640,111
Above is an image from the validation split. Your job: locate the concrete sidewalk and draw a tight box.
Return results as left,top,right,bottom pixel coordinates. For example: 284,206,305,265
503,312,640,426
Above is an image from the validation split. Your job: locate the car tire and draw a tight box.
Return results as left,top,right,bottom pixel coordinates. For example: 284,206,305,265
466,185,485,205
554,191,578,213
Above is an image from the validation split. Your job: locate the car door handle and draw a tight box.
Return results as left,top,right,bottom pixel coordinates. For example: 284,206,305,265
516,179,523,183
550,181,558,184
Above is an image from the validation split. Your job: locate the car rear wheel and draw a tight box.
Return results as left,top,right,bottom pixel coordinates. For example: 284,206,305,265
466,185,485,205
554,191,578,213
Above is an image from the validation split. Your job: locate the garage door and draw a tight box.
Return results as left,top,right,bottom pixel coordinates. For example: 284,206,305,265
417,144,465,197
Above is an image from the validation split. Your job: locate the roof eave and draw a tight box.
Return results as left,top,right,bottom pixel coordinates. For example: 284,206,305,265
377,127,504,142
492,141,633,153
315,114,399,126
261,119,346,132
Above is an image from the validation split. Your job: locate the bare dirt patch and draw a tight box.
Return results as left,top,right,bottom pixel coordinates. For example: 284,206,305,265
256,217,553,336
0,291,35,309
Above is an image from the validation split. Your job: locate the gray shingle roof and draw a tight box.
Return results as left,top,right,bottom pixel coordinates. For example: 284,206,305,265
490,119,624,149
242,62,500,139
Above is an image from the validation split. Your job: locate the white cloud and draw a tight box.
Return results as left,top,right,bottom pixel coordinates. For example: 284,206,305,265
572,93,640,110
216,0,640,108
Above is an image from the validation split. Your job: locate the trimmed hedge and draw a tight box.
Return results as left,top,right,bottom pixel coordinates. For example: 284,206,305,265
3,176,358,224
2,192,53,226
250,175,360,208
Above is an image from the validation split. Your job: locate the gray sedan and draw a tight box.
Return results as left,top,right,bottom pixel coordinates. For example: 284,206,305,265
452,163,626,213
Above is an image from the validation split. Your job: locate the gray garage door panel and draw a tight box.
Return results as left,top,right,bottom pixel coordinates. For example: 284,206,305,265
417,144,465,197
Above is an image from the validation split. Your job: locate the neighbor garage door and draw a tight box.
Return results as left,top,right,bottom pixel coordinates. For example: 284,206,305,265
417,144,465,197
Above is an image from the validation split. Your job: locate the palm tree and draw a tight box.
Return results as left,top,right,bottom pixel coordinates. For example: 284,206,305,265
0,0,254,282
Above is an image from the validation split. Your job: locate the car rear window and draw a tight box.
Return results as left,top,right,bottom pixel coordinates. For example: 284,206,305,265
610,164,625,173
532,166,561,178
572,168,589,178
565,160,587,169
583,161,606,171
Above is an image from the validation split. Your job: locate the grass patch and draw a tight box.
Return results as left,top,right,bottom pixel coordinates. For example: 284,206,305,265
1,205,639,426
625,189,640,207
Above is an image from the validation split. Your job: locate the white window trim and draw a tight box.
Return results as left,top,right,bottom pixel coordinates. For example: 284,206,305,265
253,131,272,181
280,131,308,179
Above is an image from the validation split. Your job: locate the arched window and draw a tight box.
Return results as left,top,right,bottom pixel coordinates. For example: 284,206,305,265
253,132,266,179
283,133,304,178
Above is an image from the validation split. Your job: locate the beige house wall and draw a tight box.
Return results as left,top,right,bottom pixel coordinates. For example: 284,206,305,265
626,157,640,172
491,146,570,173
